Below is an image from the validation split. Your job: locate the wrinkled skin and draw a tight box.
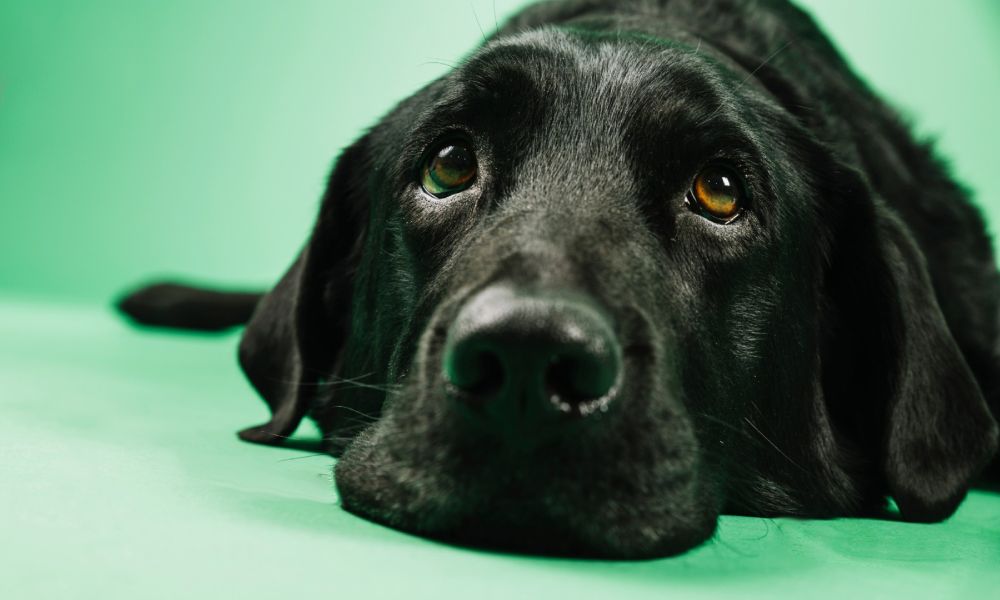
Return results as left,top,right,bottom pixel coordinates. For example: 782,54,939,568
230,0,1000,558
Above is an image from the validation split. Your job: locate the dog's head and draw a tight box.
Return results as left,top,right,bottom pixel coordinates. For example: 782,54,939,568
235,26,998,557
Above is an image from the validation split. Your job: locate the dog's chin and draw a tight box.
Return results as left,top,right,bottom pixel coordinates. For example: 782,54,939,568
340,490,718,559
333,410,720,559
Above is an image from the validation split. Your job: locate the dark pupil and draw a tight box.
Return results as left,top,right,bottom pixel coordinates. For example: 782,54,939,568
433,145,474,185
702,169,737,199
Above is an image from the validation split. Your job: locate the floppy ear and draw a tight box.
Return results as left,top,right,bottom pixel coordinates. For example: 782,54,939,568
824,168,999,522
872,206,998,520
719,34,998,516
237,137,371,445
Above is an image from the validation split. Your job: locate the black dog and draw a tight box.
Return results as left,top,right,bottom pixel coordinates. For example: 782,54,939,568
119,0,1000,558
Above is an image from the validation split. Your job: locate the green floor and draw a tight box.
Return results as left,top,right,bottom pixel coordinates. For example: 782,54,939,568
2,297,997,599
2,1,999,597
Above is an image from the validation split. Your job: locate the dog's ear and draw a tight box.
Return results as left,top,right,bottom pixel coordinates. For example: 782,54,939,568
822,164,999,522
236,136,371,445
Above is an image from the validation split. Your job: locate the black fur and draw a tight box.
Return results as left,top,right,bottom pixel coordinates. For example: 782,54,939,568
117,283,261,332
119,0,999,558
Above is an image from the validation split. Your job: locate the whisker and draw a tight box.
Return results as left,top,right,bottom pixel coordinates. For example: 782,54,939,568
694,411,766,448
418,59,461,71
325,373,403,393
735,40,791,91
252,431,294,440
742,416,808,473
701,40,792,123
471,1,488,44
327,404,380,422
277,453,331,462
691,36,703,55
260,372,403,395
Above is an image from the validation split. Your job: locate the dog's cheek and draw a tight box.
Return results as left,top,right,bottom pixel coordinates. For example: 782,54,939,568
655,264,786,511
333,316,499,534
334,406,481,533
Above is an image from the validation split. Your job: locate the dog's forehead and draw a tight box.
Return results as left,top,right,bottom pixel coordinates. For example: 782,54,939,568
446,29,740,124
415,30,772,197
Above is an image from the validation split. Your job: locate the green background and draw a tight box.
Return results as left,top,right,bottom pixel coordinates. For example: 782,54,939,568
1,1,999,598
3,0,1000,302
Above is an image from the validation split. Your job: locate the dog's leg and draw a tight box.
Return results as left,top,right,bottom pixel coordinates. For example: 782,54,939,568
116,282,263,331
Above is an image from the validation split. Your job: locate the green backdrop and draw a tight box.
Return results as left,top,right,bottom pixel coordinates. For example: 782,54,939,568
2,0,1000,301
1,2,999,599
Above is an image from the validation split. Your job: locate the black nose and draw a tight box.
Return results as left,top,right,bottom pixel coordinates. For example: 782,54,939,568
442,286,621,432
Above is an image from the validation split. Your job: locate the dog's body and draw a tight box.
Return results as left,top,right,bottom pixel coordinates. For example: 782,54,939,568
120,0,999,558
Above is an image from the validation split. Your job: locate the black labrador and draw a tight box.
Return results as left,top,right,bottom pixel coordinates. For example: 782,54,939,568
119,0,1000,558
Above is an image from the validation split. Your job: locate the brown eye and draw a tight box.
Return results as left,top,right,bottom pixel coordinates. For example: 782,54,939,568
688,165,745,223
422,142,477,197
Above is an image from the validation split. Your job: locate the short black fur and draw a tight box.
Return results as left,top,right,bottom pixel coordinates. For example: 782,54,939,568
119,0,1000,557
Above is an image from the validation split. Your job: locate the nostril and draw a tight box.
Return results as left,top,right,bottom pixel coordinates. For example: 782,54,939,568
545,349,618,412
444,343,505,396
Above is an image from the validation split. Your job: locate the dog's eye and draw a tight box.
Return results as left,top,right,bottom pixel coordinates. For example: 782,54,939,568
422,142,477,197
688,165,744,223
